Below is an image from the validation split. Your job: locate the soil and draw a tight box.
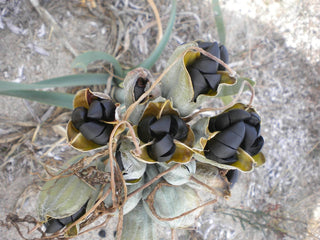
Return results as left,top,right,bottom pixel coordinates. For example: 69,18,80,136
0,0,319,239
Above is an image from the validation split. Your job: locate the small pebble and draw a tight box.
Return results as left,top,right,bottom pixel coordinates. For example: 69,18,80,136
98,229,106,238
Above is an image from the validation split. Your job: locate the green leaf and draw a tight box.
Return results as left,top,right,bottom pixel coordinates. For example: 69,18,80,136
220,95,233,105
120,201,157,240
143,184,201,229
38,175,94,222
0,90,74,109
72,51,124,77
212,0,226,45
0,74,110,92
240,219,246,230
136,0,177,70
214,76,255,98
36,73,110,87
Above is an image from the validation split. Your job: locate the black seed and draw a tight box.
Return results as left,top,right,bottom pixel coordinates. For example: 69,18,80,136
149,134,176,162
92,124,113,145
205,122,245,159
134,77,148,101
204,144,238,164
192,57,219,74
138,116,157,143
57,216,72,226
228,109,251,125
70,203,87,222
246,136,264,156
87,100,103,120
100,99,116,121
241,123,258,150
205,138,237,159
99,229,106,238
197,41,213,50
170,115,188,141
204,73,221,92
45,219,64,233
209,109,250,132
115,144,125,172
245,112,261,126
72,107,87,130
207,42,220,58
209,112,229,132
218,45,229,70
220,155,238,164
150,115,171,137
79,121,106,141
134,86,145,101
188,67,210,100
226,170,239,187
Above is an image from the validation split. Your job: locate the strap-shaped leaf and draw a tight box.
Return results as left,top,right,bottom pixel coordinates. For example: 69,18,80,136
212,0,226,45
0,74,110,91
0,90,74,109
136,0,177,70
72,52,123,78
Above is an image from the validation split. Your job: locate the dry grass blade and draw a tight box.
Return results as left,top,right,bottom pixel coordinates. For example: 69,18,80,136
147,0,163,44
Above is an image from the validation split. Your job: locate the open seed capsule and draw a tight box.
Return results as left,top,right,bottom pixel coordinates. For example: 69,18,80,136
202,104,265,169
115,138,146,183
161,41,238,116
134,99,195,164
123,68,161,125
67,88,120,151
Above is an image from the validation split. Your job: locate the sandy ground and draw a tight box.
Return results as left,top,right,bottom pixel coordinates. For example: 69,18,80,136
0,0,319,239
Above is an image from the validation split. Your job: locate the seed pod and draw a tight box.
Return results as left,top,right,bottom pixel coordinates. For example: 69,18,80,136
143,183,201,228
45,203,87,233
67,88,122,151
38,174,96,235
190,162,230,197
156,161,196,186
120,201,157,240
133,99,195,164
115,138,146,183
194,104,265,171
103,176,145,216
161,41,246,117
123,68,161,125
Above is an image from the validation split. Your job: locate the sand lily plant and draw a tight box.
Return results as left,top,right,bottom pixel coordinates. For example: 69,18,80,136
0,2,266,239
